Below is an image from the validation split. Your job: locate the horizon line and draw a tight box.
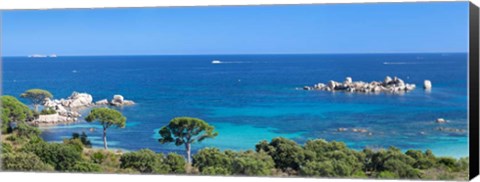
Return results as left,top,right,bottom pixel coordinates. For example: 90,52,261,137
1,51,469,58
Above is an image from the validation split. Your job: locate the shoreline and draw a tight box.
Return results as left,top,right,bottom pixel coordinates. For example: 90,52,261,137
38,122,468,159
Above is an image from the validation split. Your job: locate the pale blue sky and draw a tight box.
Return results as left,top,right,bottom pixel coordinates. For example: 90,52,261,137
1,2,470,56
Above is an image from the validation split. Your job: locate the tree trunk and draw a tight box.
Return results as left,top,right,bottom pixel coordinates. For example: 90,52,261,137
34,104,39,112
103,127,108,150
185,142,191,164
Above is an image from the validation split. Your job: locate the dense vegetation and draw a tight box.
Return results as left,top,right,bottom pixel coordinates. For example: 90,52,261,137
1,96,35,133
0,95,469,180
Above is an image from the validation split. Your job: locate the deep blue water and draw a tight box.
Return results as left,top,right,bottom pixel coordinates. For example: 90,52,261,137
2,53,469,157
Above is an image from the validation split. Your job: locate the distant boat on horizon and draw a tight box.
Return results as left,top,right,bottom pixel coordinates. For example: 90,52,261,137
212,60,222,64
28,54,58,58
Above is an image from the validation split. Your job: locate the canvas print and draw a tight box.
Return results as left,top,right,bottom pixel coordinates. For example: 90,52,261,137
0,1,476,181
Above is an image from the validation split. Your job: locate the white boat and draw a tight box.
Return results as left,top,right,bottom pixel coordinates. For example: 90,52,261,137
28,54,48,58
211,60,222,64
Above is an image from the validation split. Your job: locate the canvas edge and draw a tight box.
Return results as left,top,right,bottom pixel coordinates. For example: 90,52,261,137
469,1,480,180
0,1,476,181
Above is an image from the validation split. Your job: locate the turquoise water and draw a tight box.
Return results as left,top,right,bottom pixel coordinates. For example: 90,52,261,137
2,53,469,157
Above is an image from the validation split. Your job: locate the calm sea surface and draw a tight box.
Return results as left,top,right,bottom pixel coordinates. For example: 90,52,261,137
2,53,469,157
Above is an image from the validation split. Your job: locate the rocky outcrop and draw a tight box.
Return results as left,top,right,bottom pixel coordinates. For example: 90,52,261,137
302,76,417,94
44,92,93,109
37,92,135,125
37,92,94,125
95,99,109,105
35,113,77,124
67,92,94,108
110,95,135,107
424,80,432,90
436,118,447,123
94,95,135,107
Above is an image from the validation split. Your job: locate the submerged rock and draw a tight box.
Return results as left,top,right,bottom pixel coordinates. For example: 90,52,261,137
436,127,466,133
352,128,368,133
303,86,312,91
337,127,370,134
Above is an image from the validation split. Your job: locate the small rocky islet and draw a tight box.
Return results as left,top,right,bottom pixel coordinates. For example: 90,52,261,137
301,76,432,94
35,92,135,125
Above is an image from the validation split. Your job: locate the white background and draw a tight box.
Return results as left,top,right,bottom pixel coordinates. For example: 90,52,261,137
0,0,479,182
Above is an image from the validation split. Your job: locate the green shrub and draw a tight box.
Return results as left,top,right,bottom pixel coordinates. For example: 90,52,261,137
87,149,121,170
299,161,335,177
63,138,85,152
16,122,41,139
303,139,364,177
1,152,54,171
192,148,232,175
1,142,13,154
1,95,34,134
91,151,107,164
119,149,170,174
382,159,421,179
201,166,231,175
377,171,397,179
22,141,83,171
351,170,367,178
454,157,469,172
405,149,435,169
231,150,275,176
165,153,186,174
71,132,92,148
437,157,457,169
40,107,56,115
71,161,103,173
255,137,305,172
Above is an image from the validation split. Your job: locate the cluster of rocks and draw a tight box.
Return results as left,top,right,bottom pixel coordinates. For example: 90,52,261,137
95,95,135,107
40,92,94,124
337,127,373,136
35,92,135,125
44,92,94,108
302,76,432,94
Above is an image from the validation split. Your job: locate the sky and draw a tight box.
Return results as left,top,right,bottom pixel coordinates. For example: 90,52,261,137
1,2,470,56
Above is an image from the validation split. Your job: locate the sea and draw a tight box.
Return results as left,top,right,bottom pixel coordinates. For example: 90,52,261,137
1,53,469,158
